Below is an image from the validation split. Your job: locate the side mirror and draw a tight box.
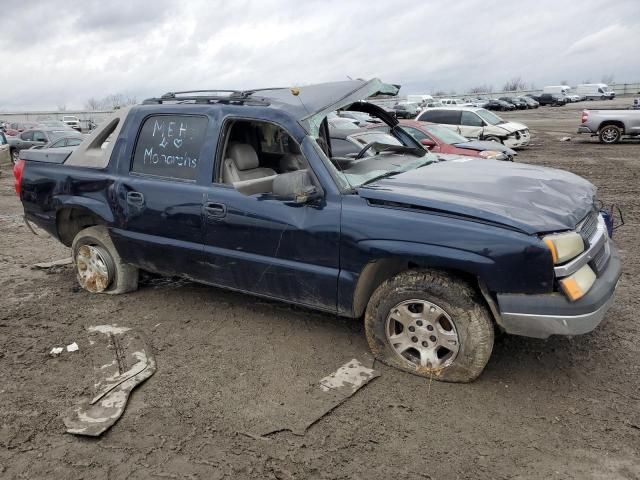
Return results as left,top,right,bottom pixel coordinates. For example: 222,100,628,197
420,138,437,149
272,170,321,204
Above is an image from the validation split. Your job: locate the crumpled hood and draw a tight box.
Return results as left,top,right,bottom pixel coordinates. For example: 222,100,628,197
493,121,527,134
357,158,596,234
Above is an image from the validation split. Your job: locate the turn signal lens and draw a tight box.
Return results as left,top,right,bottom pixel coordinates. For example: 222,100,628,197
559,264,596,301
543,232,585,264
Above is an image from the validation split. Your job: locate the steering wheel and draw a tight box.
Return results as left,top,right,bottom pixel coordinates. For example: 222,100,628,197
355,142,379,160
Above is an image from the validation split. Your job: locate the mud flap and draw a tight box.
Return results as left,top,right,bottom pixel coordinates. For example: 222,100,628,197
63,325,156,436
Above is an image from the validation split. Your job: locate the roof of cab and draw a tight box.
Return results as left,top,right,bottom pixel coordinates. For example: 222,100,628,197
144,79,399,136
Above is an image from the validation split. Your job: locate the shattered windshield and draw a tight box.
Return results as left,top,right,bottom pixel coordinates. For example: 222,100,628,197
314,121,435,190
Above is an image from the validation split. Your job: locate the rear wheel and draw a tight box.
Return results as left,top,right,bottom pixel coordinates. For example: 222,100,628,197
72,226,138,294
10,149,18,164
599,125,622,144
365,270,494,383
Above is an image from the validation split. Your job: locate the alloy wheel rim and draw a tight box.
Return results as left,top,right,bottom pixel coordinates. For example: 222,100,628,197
385,299,460,369
602,127,618,142
76,245,113,292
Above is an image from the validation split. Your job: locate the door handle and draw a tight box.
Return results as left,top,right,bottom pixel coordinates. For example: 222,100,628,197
126,191,145,206
203,202,226,218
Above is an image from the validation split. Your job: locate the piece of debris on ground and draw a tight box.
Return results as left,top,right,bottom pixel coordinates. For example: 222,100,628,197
63,325,156,436
250,357,380,437
31,257,73,269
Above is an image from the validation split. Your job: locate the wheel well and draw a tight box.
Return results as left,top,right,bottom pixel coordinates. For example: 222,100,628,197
56,208,104,247
598,121,625,133
352,259,479,318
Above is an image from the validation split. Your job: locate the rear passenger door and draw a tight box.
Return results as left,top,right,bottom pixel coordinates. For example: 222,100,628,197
112,114,211,278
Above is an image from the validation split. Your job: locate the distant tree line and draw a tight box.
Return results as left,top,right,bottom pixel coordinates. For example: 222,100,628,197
84,93,138,111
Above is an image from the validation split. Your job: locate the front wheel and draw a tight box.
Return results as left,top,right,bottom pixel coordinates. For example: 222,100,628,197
483,135,502,143
599,125,622,144
10,149,18,164
72,226,138,294
365,270,494,383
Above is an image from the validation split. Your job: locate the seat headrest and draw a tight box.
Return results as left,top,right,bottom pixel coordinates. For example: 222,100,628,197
228,143,259,171
280,153,305,172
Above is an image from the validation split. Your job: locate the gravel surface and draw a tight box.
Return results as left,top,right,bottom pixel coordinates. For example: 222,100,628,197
1,98,639,479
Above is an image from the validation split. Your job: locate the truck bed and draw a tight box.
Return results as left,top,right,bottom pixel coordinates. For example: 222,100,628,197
19,147,75,164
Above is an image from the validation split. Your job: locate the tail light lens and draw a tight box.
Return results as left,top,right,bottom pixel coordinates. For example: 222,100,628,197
13,159,25,196
581,110,588,123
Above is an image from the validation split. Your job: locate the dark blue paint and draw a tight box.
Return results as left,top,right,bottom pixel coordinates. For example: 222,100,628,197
20,101,583,318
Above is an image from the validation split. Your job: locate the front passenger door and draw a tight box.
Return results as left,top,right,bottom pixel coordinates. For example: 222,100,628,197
459,112,484,139
202,131,341,312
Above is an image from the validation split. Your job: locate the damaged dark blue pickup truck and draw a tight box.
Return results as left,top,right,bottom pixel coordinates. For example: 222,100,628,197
15,79,622,382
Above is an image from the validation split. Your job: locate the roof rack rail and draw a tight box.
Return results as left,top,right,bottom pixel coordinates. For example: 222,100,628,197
141,90,272,106
161,89,243,99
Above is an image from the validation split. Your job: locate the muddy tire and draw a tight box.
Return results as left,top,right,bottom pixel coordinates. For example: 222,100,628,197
365,270,494,383
72,226,138,294
598,125,622,144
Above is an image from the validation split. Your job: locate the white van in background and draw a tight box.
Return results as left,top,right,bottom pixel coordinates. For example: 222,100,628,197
576,83,615,100
543,85,571,95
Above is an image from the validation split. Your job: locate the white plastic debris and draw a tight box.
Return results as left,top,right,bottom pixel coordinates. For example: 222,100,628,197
50,347,64,356
66,342,79,352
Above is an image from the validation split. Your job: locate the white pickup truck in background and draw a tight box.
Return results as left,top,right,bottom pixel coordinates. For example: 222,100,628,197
578,107,640,143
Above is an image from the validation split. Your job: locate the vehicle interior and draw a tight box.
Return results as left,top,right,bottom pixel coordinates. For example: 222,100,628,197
217,119,312,197
218,104,429,196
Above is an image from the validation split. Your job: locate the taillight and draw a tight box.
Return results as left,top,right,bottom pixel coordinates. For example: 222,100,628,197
581,110,588,123
13,159,25,196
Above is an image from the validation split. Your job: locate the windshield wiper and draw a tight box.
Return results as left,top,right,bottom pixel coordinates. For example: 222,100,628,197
359,170,403,186
359,159,436,187
375,144,426,157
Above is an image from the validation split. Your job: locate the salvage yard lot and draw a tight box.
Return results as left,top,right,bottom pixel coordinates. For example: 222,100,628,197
1,99,639,479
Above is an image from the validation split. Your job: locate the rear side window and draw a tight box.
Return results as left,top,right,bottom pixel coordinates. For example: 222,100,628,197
131,115,208,181
419,110,460,125
20,131,33,141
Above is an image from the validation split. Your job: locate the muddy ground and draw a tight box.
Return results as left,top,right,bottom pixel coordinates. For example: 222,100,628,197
1,98,639,479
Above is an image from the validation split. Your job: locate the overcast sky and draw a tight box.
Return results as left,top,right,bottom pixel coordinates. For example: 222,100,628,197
0,0,638,110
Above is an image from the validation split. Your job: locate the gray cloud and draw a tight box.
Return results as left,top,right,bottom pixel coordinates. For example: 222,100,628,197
0,0,638,110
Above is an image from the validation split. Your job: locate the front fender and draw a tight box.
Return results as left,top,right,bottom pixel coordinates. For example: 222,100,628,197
340,240,496,317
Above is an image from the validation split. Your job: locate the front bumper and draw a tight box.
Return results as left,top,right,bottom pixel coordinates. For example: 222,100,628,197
495,243,622,339
503,131,530,149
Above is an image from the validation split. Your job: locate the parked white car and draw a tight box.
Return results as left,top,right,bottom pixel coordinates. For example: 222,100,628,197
439,98,468,106
416,107,531,149
62,115,82,131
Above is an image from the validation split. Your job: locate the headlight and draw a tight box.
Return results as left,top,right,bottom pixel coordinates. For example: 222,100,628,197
542,231,585,264
478,150,501,159
559,264,596,301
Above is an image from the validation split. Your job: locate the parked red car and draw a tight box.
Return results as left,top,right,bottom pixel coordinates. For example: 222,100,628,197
396,120,517,161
